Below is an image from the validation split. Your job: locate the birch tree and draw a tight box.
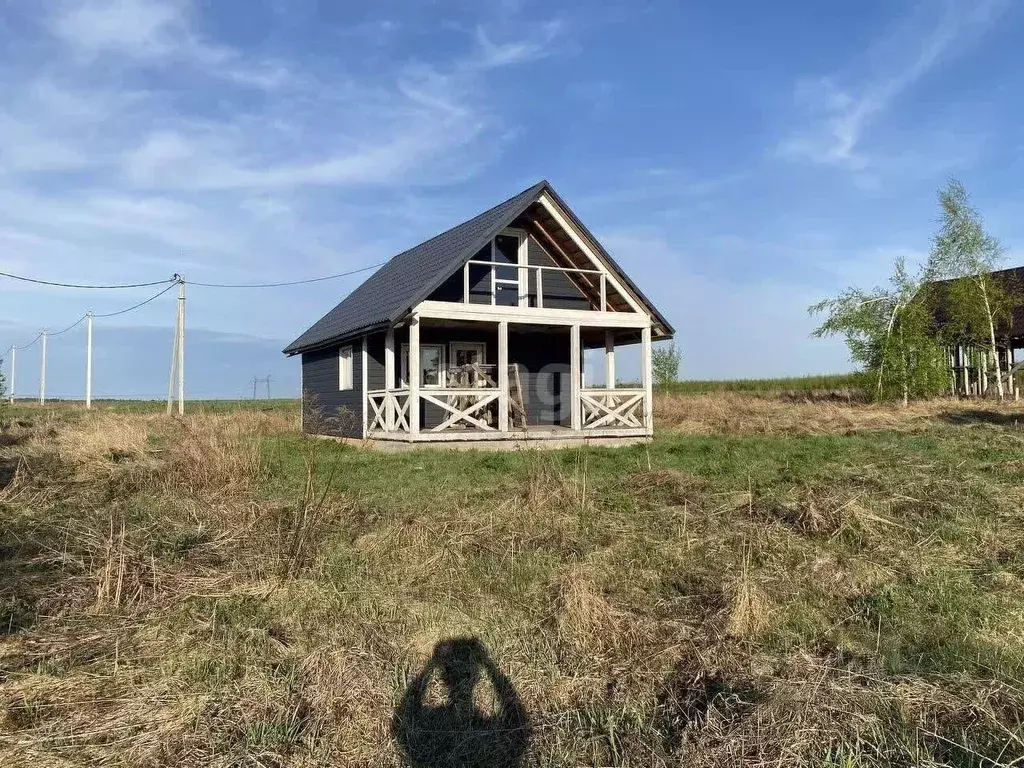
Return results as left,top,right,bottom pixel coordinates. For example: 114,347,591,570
927,179,1008,400
810,255,947,405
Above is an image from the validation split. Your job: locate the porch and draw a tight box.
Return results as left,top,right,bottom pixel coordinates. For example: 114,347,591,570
364,315,653,443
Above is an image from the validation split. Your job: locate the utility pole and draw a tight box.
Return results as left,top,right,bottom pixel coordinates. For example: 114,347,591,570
85,311,93,410
177,278,185,415
167,275,182,415
39,330,47,405
9,347,14,404
266,374,272,400
251,376,258,400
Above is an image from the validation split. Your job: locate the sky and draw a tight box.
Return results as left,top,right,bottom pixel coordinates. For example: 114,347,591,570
1,0,1024,398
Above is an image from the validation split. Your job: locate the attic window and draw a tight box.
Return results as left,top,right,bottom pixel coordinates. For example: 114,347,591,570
467,228,526,306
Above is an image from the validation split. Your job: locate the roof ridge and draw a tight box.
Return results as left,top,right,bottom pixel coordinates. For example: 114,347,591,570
387,179,548,262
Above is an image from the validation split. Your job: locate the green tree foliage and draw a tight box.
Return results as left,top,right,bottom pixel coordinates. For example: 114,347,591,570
651,342,681,388
811,178,1011,405
810,257,948,405
927,179,1009,399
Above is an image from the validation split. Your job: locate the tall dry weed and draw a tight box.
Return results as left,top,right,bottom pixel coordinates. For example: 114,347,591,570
160,411,268,498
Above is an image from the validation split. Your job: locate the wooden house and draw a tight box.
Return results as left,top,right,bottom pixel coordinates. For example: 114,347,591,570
930,266,1024,398
283,180,674,446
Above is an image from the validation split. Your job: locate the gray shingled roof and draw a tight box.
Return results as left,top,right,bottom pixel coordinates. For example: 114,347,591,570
283,179,675,355
283,181,548,355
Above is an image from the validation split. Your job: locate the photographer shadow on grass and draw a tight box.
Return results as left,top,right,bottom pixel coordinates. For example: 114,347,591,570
393,637,530,768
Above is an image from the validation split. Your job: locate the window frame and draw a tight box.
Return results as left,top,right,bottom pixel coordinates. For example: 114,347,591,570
400,343,446,389
338,345,353,391
488,228,528,307
449,341,487,373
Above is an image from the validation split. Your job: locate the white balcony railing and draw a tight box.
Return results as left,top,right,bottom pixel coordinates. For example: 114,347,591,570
461,259,610,310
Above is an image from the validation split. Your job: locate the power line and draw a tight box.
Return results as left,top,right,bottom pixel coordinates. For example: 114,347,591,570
0,271,177,290
94,281,179,318
49,314,88,337
13,332,43,351
4,281,179,352
187,262,386,288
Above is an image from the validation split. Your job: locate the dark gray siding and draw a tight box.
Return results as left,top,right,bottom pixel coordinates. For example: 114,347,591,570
367,332,386,391
301,339,364,438
510,329,572,426
426,235,592,310
427,247,492,305
526,237,591,311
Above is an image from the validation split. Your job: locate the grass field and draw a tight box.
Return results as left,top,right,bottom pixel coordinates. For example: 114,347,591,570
661,372,864,395
1,394,1023,766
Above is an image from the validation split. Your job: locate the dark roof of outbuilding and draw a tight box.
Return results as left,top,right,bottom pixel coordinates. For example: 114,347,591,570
283,180,674,355
929,265,1024,341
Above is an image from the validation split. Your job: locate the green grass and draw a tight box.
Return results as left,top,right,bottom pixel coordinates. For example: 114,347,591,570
1,397,1023,766
662,372,865,394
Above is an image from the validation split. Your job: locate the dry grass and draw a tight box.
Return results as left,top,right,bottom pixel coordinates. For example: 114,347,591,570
656,391,1024,435
1,394,1023,766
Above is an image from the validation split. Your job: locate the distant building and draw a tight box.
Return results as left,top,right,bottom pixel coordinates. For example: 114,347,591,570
929,266,1024,398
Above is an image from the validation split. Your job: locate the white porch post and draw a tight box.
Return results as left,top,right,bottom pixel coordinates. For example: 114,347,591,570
408,316,420,435
641,325,653,432
385,328,395,431
361,335,368,438
604,330,616,389
498,320,509,432
570,323,581,431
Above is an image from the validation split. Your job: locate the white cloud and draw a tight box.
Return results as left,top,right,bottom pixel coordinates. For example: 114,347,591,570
0,1,572,355
779,0,1009,170
51,0,291,89
473,20,562,68
51,0,186,58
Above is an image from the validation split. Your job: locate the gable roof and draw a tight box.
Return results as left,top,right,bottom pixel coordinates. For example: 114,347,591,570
283,180,673,355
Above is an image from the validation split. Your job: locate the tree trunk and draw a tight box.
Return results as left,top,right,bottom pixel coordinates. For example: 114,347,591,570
899,323,909,407
877,301,902,401
979,278,1004,401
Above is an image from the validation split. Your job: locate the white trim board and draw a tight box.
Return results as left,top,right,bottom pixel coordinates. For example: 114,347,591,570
414,300,650,328
537,192,648,317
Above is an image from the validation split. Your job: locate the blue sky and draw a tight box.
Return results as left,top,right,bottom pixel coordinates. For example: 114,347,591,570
1,0,1023,397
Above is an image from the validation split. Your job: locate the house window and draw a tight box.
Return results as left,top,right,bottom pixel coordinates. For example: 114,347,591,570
338,345,353,390
450,342,486,369
400,344,445,388
467,229,526,306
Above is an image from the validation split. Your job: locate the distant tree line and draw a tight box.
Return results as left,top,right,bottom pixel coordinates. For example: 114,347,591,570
811,178,1012,405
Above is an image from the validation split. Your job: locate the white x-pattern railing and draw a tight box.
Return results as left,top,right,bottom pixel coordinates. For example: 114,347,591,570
421,388,500,432
367,389,411,433
369,386,648,434
580,388,646,429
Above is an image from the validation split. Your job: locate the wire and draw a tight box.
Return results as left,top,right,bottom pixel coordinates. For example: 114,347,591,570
13,332,43,350
3,282,178,352
187,262,386,288
0,271,177,290
94,281,179,318
48,314,88,337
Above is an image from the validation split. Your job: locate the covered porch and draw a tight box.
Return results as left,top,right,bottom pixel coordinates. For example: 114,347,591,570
365,311,654,443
